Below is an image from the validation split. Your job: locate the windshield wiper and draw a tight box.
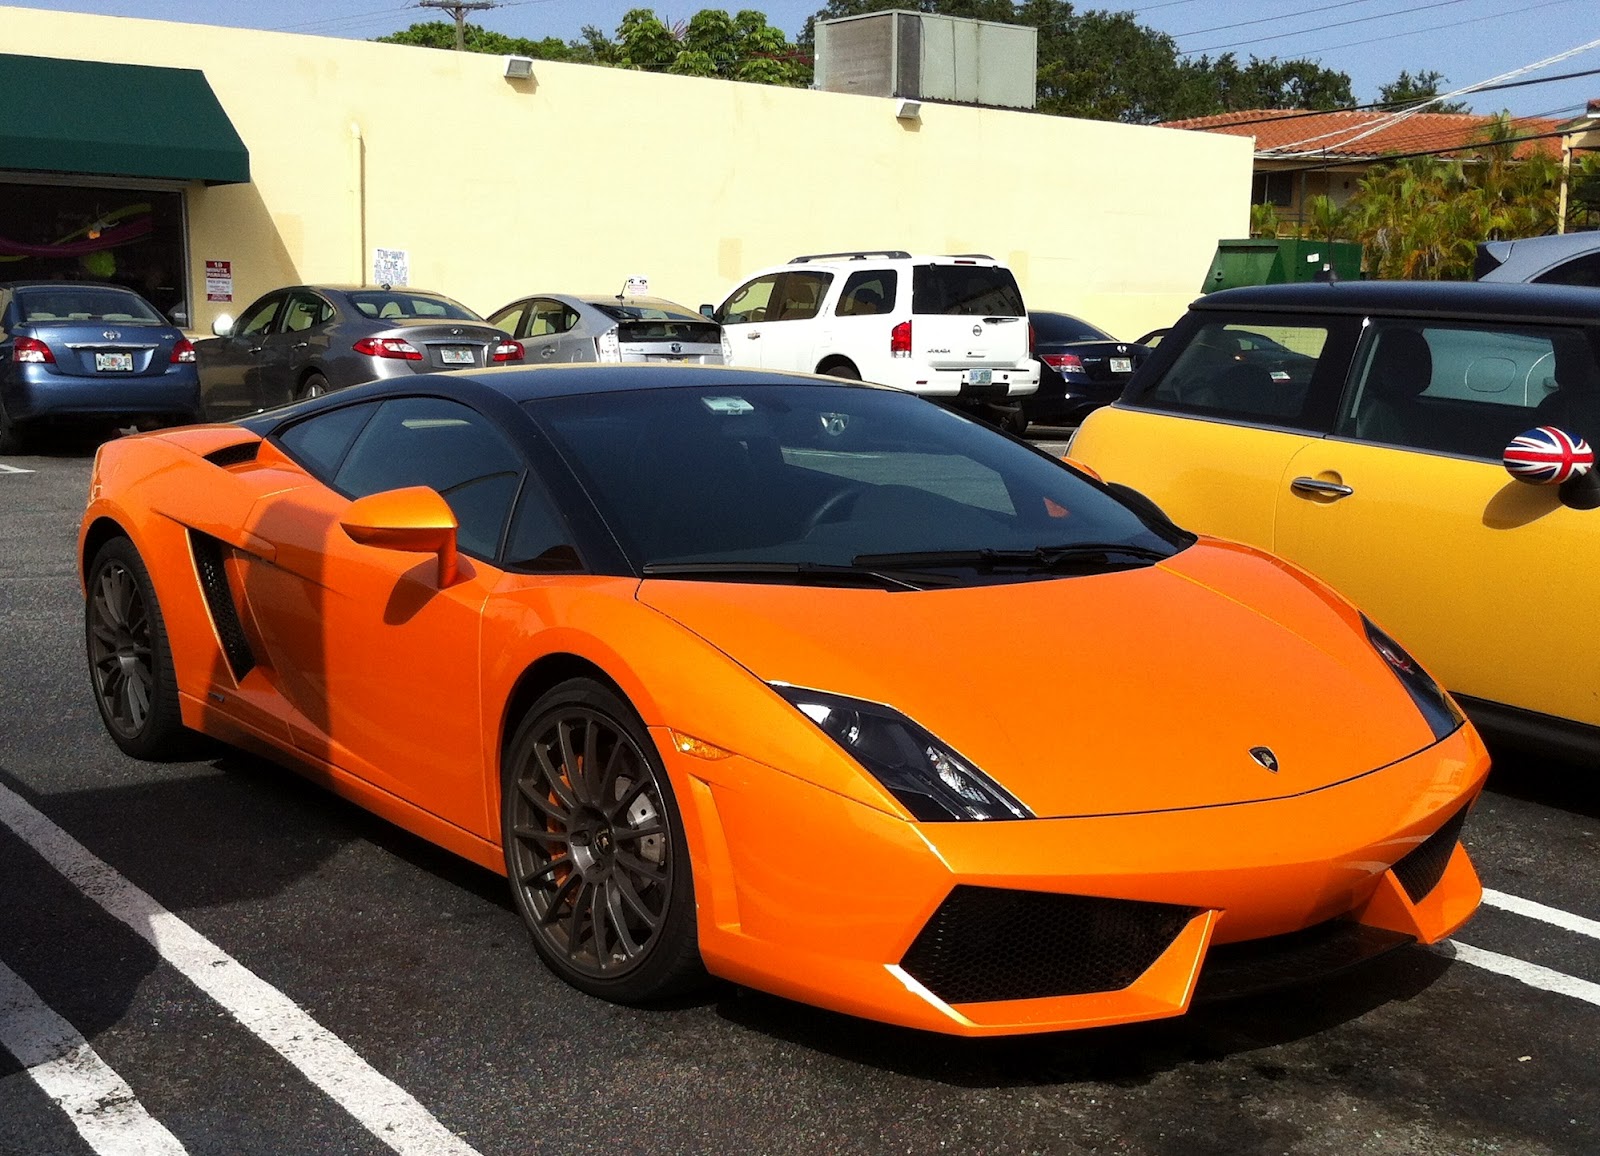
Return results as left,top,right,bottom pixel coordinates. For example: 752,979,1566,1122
640,561,952,592
851,543,1172,572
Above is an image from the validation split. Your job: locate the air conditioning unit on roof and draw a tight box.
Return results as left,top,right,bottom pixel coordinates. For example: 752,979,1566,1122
814,9,1037,111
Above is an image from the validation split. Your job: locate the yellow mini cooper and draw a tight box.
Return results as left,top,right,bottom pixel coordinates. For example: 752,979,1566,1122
1070,281,1600,758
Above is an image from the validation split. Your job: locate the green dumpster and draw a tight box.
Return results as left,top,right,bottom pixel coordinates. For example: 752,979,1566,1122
1202,239,1363,292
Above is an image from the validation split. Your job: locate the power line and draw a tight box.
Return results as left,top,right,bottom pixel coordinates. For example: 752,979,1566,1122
1183,0,1475,54
1172,0,1386,41
1272,0,1585,60
416,0,498,51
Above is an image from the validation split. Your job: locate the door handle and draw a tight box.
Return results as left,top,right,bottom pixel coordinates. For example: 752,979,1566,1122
1291,476,1354,498
247,347,264,356
291,342,309,351
746,331,761,340
540,347,556,358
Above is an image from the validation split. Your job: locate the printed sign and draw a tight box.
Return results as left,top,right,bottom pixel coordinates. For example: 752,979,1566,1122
623,275,650,298
373,248,409,288
205,260,232,303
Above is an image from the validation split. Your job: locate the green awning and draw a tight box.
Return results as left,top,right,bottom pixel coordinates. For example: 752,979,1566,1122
0,54,249,185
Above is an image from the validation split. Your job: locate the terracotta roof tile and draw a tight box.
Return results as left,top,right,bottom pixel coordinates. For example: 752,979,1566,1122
1161,109,1561,160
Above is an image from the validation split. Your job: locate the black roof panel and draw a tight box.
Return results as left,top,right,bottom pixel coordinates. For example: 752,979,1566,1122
1195,280,1600,322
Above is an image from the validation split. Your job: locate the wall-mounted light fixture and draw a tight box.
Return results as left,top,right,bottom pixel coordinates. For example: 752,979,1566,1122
895,98,922,121
504,56,535,80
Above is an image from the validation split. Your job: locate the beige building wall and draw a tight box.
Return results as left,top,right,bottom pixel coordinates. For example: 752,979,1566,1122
1,6,1252,342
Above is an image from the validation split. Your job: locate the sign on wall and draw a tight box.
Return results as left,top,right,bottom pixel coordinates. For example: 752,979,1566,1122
373,248,409,287
205,260,233,302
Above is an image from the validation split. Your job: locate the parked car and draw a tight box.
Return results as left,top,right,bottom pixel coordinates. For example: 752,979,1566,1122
1476,231,1600,286
1013,311,1152,433
0,280,200,452
1069,280,1600,759
487,294,729,365
81,362,1484,1035
197,285,521,417
709,251,1039,405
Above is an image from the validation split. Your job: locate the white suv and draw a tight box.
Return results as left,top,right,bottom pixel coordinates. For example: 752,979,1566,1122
709,251,1040,402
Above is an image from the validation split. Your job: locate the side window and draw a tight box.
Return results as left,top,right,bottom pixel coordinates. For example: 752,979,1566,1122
333,397,525,560
503,480,583,572
528,299,574,337
1533,253,1600,289
238,294,284,338
490,303,527,338
769,272,832,322
1339,322,1599,458
717,275,780,324
1130,318,1341,432
277,402,381,481
836,270,897,317
281,291,328,333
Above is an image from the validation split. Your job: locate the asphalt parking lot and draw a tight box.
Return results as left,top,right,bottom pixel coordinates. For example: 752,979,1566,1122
2,433,1598,1156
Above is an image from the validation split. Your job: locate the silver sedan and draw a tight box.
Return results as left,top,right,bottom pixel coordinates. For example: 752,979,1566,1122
486,294,730,366
198,285,521,418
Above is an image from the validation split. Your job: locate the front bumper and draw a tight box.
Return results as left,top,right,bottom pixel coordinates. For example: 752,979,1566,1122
3,365,202,424
662,722,1488,1036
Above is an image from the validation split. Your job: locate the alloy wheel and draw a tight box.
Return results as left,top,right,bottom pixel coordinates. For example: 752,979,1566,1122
88,559,155,738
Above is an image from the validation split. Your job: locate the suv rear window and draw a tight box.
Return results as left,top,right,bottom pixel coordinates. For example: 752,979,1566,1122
912,265,1025,317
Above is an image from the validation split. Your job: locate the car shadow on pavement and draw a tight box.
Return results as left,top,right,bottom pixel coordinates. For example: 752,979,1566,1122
1483,741,1600,821
711,947,1451,1089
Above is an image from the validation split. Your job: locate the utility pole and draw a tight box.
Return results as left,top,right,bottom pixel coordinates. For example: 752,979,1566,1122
416,0,498,51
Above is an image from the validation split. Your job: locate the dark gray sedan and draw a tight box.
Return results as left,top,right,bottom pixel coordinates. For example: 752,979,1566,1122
197,285,522,417
486,294,729,366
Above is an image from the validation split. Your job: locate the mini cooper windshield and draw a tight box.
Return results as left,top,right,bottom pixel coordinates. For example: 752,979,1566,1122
528,383,1190,582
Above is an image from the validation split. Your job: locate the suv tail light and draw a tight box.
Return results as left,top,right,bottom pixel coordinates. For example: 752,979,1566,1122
1042,353,1084,372
170,337,196,364
13,337,54,364
890,320,912,358
353,336,423,361
1028,322,1036,352
491,340,524,363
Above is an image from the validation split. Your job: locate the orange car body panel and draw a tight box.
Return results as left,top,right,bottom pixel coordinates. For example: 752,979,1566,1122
80,423,1488,1036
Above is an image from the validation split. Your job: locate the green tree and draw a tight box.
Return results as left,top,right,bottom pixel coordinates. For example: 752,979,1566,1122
375,20,587,61
1378,69,1470,113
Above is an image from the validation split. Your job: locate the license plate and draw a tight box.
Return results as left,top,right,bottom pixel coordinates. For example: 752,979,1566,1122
1110,357,1133,374
439,348,474,365
95,352,134,372
968,368,992,385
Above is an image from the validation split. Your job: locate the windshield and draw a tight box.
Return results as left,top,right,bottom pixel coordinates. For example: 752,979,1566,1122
526,383,1188,580
347,291,479,321
17,286,162,324
589,299,706,324
1033,313,1111,343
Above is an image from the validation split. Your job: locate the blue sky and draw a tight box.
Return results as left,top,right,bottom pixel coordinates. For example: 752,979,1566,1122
13,0,1600,118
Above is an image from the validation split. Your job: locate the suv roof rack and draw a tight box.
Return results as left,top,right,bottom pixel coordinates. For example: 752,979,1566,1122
944,253,994,260
789,250,912,264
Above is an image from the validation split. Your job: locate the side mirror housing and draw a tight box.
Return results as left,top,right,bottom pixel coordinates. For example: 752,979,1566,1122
211,313,235,337
699,303,716,319
340,486,460,586
1503,426,1600,510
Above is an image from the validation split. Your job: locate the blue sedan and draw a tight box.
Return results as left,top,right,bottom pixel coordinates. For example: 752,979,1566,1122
0,281,202,453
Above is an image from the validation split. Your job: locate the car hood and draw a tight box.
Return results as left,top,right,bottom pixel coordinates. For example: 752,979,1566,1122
637,540,1445,819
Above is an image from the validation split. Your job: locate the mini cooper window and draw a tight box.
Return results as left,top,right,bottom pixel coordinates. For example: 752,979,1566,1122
332,397,525,560
1130,318,1343,432
1338,321,1600,459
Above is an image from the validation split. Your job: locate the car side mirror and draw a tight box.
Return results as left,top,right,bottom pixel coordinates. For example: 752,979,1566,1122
211,314,235,337
340,486,460,586
1058,454,1102,482
699,304,716,319
1503,426,1600,510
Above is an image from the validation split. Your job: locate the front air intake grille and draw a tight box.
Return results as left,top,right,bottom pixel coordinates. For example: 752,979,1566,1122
1392,805,1470,903
1194,919,1414,1003
189,531,256,681
900,886,1196,1005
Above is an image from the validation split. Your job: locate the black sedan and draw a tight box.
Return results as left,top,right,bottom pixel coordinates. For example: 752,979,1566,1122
197,285,522,418
1014,311,1151,433
0,280,201,453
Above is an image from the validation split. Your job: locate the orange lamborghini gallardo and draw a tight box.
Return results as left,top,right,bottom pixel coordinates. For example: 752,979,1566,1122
80,365,1487,1036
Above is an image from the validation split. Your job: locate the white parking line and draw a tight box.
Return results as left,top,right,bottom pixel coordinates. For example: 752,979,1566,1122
1483,887,1600,940
0,958,188,1155
0,781,482,1156
0,463,34,474
1441,940,1600,1008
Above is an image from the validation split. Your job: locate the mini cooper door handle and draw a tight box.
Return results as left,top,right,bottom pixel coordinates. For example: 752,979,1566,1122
1291,476,1354,498
291,342,309,351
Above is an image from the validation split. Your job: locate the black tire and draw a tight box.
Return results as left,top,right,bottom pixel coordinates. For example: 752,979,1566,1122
999,406,1029,437
85,537,191,760
501,678,703,1003
298,373,329,401
0,400,27,455
820,360,860,380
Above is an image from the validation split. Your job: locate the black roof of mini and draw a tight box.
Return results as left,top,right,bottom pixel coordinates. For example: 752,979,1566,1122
1195,280,1600,323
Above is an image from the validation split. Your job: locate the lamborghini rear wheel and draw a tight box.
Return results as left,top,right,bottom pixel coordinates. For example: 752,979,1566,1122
85,537,189,759
501,678,703,1003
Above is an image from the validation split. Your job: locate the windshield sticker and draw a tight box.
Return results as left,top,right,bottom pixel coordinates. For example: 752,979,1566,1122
702,396,754,415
